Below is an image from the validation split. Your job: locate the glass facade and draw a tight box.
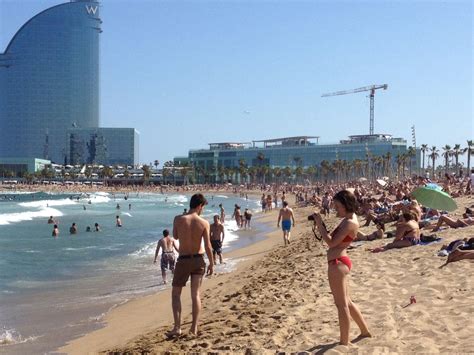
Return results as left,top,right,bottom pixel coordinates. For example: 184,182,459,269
188,135,416,171
66,128,139,166
0,0,101,163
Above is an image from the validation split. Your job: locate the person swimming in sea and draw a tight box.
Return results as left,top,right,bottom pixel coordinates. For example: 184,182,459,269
116,215,122,227
52,224,59,237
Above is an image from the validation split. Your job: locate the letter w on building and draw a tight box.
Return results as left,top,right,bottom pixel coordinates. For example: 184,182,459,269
85,5,98,15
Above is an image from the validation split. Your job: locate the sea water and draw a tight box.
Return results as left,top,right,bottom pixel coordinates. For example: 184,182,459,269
0,191,262,353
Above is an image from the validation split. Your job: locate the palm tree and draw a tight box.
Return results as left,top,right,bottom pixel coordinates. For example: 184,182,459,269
466,140,473,174
320,160,330,183
305,166,317,183
407,146,416,177
123,168,130,185
451,144,464,175
420,144,428,175
238,160,248,184
429,146,439,178
142,164,151,185
396,154,404,179
283,166,292,183
248,166,257,184
294,166,303,184
273,167,282,184
441,145,452,174
154,160,160,170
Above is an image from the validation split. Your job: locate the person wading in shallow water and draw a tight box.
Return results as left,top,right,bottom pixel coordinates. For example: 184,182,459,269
210,215,225,265
154,229,178,284
166,193,213,338
312,190,371,346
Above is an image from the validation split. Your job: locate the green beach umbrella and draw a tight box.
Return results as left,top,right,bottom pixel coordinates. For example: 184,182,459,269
411,185,457,212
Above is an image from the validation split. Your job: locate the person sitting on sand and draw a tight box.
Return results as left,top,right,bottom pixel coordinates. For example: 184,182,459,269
432,215,474,232
210,215,225,265
311,190,371,346
52,224,59,238
277,201,295,246
154,229,178,284
356,221,385,241
445,247,474,264
167,193,213,338
371,211,421,252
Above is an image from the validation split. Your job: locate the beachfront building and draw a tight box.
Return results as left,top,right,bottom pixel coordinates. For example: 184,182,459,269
184,134,420,183
0,158,51,177
0,0,139,166
67,128,139,166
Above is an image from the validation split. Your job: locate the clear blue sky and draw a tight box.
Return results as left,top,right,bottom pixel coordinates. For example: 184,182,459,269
1,0,472,164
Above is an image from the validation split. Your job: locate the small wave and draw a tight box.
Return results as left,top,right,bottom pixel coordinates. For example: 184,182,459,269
0,328,39,346
128,242,157,258
121,212,132,217
0,207,63,225
214,195,229,199
19,199,76,208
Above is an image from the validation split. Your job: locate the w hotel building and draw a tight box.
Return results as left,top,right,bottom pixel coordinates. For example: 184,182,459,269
0,0,138,166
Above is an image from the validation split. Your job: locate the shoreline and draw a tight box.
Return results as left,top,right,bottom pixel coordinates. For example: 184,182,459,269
58,209,283,354
62,198,474,354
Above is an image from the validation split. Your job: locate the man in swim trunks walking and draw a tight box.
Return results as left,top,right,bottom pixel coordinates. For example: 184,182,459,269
167,193,213,338
154,229,178,284
210,215,225,265
277,201,295,246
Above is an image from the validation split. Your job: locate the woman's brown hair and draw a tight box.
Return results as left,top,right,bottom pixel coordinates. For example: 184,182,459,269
333,190,358,213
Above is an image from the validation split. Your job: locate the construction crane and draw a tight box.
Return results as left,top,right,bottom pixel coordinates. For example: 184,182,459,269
322,84,388,135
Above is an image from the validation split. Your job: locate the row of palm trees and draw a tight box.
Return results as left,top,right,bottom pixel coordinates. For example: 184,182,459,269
420,140,473,177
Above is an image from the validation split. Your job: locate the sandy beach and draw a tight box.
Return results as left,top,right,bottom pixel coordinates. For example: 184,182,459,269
58,195,474,354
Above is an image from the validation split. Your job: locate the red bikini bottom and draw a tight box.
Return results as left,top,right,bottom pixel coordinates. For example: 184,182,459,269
328,256,352,271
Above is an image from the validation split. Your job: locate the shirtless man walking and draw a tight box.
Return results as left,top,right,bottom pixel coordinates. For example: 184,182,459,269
277,201,295,246
167,193,214,338
210,215,225,265
154,229,178,284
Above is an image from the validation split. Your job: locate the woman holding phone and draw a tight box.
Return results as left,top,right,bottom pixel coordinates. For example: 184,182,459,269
312,189,371,345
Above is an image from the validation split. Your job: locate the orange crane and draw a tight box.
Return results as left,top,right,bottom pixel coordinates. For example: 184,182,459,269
322,84,388,135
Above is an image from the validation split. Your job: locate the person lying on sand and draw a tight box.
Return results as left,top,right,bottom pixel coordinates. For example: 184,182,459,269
446,248,474,263
356,221,385,241
432,215,474,232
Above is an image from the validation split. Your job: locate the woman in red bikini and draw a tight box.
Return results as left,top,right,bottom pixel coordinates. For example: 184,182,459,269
313,189,371,345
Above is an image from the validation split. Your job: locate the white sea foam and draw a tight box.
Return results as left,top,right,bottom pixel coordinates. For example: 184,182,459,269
0,207,63,225
18,199,76,208
121,212,132,217
129,241,157,258
0,328,39,346
214,195,229,199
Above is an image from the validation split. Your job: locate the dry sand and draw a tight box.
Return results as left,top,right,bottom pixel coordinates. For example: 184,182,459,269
60,198,474,354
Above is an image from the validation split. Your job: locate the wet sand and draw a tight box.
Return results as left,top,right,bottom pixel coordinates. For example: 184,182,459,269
61,198,474,354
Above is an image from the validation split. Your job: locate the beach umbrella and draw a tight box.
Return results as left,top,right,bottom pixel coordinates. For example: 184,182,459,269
411,186,457,212
376,179,387,187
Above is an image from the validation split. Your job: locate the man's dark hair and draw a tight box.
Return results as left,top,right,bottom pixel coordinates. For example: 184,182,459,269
283,201,288,207
333,190,358,213
163,229,169,237
190,193,207,209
